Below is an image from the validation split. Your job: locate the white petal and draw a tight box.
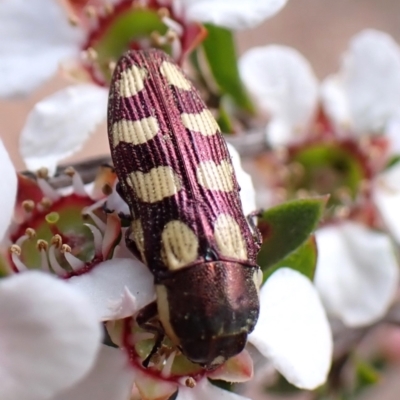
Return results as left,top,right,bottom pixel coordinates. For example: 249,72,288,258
68,258,156,321
315,222,399,326
385,116,400,155
320,76,352,135
20,85,108,174
239,45,318,147
0,140,17,240
227,143,256,215
55,346,135,400
183,0,287,30
0,0,83,98
0,271,102,400
177,378,251,400
249,268,332,390
374,164,400,243
333,29,400,134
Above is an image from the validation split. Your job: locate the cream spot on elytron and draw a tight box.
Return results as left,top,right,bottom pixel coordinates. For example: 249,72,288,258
117,65,147,97
214,214,247,259
160,61,191,90
181,109,221,136
196,160,234,192
112,117,159,147
161,220,199,270
127,166,182,203
129,219,146,262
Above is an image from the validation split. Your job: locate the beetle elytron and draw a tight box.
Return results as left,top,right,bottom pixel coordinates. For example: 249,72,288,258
107,49,262,369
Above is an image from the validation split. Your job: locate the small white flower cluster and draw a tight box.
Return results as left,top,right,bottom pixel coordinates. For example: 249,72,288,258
0,1,336,399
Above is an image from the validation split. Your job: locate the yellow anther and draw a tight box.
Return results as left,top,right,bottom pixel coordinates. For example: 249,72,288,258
158,7,170,18
40,197,52,210
68,14,79,26
10,244,21,256
185,378,196,388
51,234,63,248
22,200,35,213
64,166,76,177
36,167,49,179
166,29,178,43
84,5,97,18
86,47,98,62
61,244,72,254
103,2,114,15
25,228,36,238
150,31,163,46
37,240,48,251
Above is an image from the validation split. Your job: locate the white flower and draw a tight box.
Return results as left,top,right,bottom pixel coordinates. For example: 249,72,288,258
315,222,399,327
249,268,332,389
239,45,319,148
0,140,104,400
0,0,288,173
321,29,400,137
177,0,288,30
239,35,400,327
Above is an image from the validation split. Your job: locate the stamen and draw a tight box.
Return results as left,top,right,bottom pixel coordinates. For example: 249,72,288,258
166,29,178,44
103,2,114,15
36,167,49,179
68,14,79,26
65,167,87,196
157,7,170,18
61,245,85,271
102,213,121,258
161,351,176,378
25,228,36,239
84,5,97,18
185,377,196,388
51,234,63,248
85,47,98,62
49,243,67,276
22,200,35,213
9,245,28,272
37,178,61,202
15,232,31,248
36,239,48,251
82,207,107,232
39,197,53,211
170,35,182,62
37,240,50,272
161,16,183,36
84,223,103,256
150,31,164,47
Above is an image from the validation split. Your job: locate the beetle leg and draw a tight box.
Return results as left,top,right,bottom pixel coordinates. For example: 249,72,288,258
136,301,165,368
247,209,264,249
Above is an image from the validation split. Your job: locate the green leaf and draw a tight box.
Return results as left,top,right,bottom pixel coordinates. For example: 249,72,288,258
264,236,318,282
257,197,326,272
353,359,380,395
201,24,255,113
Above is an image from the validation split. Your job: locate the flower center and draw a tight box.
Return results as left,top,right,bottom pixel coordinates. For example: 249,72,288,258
80,0,198,85
111,317,205,385
9,168,119,278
